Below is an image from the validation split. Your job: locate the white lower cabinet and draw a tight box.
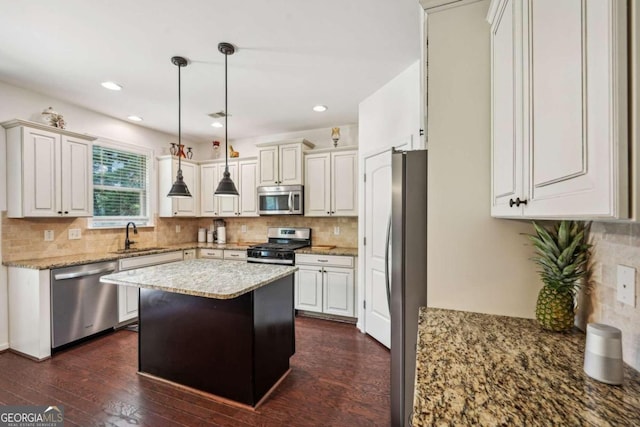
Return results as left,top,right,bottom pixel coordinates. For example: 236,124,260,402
295,255,355,318
197,248,224,259
118,251,183,323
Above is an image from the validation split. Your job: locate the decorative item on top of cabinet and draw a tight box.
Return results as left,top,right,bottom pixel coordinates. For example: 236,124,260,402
487,0,629,219
158,155,199,217
304,147,358,217
41,106,66,129
199,157,258,217
331,127,340,147
2,119,96,218
257,138,315,186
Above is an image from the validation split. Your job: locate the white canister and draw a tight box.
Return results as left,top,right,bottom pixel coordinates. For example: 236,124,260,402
207,231,214,243
217,226,226,244
584,323,623,385
198,228,206,243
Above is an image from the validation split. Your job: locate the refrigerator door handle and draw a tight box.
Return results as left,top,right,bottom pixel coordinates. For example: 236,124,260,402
385,214,392,313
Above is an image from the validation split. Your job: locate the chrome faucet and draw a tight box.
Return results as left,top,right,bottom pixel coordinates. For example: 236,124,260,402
125,222,138,250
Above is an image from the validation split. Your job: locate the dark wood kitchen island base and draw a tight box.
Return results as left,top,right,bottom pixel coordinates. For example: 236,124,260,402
137,274,295,407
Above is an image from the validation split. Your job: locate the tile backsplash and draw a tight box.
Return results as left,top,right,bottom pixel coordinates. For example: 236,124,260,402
577,222,640,372
1,213,358,262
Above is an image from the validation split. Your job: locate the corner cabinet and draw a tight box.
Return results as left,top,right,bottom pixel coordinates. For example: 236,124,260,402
2,119,96,218
158,155,199,217
257,139,315,186
487,0,629,219
305,147,358,217
199,158,258,217
295,254,355,318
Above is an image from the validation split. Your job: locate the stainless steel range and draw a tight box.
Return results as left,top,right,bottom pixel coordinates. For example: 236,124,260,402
247,227,311,265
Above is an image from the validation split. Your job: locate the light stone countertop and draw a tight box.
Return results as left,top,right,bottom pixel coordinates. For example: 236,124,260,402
2,242,357,270
295,247,358,257
100,259,297,299
1,242,257,270
412,307,640,426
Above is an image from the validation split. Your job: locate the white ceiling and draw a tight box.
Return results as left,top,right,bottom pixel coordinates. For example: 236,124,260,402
0,0,420,142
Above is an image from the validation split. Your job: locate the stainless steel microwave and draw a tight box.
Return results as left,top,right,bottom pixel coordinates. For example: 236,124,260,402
257,185,303,215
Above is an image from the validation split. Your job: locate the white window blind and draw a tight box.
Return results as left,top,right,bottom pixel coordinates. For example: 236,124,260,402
91,144,151,227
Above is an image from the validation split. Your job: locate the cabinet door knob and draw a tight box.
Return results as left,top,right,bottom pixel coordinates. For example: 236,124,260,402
64,211,69,214
57,211,62,214
326,211,330,214
331,211,335,214
515,197,528,207
509,198,516,207
275,181,278,184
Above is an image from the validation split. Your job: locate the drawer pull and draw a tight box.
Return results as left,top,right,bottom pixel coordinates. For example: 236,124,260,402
318,259,328,263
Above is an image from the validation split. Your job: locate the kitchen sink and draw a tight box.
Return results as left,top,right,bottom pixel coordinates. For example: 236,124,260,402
111,247,168,254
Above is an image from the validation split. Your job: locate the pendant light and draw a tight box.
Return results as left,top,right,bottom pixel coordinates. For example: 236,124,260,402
167,56,192,198
214,42,239,197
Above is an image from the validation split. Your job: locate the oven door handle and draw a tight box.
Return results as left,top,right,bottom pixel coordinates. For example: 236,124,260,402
288,191,293,212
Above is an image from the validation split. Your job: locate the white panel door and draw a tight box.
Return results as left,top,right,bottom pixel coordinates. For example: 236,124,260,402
200,163,220,216
323,267,354,317
295,267,323,313
331,150,358,216
217,162,239,216
258,147,278,185
304,153,331,216
23,128,60,216
525,0,627,217
490,0,524,217
174,161,198,216
364,150,392,348
61,136,92,217
238,160,258,216
118,286,138,323
279,143,302,185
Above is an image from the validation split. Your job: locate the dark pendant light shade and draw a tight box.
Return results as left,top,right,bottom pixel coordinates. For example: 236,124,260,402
215,167,239,196
167,55,192,198
214,42,239,197
167,169,192,198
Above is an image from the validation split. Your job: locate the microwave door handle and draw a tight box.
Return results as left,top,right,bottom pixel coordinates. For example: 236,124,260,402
288,192,293,212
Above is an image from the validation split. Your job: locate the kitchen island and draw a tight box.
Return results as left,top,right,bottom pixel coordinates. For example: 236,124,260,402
100,259,297,408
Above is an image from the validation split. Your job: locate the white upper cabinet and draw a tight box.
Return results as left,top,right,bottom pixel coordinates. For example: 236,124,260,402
257,139,315,186
2,119,95,218
217,161,239,216
305,148,358,217
158,155,199,217
488,0,628,219
199,158,258,217
200,162,221,216
237,159,258,217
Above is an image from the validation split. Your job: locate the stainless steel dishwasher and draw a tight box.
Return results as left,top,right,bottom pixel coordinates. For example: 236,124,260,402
50,260,118,349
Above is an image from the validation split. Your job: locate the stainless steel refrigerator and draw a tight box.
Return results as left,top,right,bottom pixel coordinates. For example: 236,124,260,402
390,149,428,427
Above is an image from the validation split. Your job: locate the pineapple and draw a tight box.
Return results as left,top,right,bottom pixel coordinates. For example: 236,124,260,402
526,221,591,332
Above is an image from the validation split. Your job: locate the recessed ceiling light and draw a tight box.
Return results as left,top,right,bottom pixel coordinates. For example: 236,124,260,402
313,105,328,112
211,122,223,128
128,115,143,122
101,81,122,91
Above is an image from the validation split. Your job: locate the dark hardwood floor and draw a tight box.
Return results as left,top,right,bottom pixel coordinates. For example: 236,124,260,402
0,316,390,426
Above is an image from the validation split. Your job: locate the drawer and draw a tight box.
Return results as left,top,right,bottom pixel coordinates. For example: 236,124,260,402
119,251,183,270
183,249,196,260
198,248,223,259
295,254,353,268
224,250,247,261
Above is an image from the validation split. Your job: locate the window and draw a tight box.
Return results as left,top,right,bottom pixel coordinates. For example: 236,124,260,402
90,142,152,228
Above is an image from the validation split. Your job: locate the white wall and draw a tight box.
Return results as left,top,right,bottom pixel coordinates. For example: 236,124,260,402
358,60,422,155
0,202,6,351
426,0,539,318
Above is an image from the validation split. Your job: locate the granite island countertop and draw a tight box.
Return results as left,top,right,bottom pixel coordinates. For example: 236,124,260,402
412,307,640,426
100,258,297,299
